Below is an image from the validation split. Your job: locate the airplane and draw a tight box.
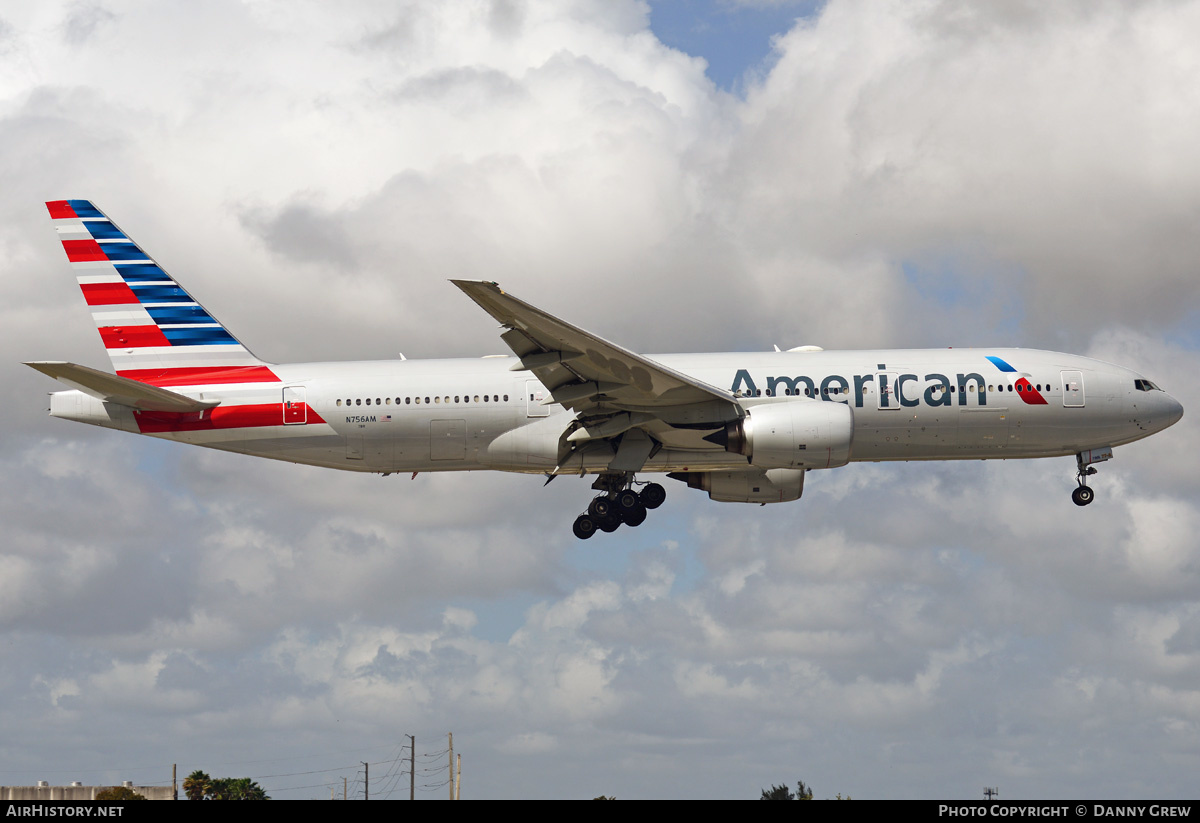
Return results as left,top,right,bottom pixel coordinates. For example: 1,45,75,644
28,200,1184,539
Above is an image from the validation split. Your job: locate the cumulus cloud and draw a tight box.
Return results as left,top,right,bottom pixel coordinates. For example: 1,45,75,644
0,0,1197,799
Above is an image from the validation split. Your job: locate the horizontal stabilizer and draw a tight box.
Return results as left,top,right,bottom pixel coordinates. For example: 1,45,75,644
25,361,221,412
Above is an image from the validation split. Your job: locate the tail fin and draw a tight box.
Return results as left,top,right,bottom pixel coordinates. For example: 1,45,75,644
46,200,278,387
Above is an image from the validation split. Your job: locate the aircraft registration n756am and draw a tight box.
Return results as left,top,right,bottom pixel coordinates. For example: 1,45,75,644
29,200,1184,539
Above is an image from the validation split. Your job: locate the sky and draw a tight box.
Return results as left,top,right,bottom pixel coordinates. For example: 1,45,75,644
2,0,1199,800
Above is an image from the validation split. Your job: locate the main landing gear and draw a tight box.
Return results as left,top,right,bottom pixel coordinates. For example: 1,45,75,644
572,475,667,540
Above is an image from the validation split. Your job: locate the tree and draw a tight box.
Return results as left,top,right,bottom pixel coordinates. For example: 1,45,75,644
208,777,269,800
184,770,269,800
94,786,144,801
183,770,211,802
760,780,813,800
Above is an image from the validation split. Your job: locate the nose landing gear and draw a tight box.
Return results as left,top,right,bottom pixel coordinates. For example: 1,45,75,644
571,474,666,539
1071,448,1111,507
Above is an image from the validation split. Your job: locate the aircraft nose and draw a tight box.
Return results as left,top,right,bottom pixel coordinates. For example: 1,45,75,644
1164,394,1184,427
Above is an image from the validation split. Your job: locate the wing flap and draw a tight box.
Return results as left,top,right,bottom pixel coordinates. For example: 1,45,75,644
26,361,221,412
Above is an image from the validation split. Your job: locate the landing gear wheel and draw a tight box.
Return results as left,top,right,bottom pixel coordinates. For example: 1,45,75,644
597,512,621,532
615,489,640,513
639,483,666,509
1072,486,1094,506
589,496,613,518
623,501,647,527
573,514,597,540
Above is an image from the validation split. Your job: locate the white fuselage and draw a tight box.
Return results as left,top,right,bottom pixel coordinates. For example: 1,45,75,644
50,347,1184,477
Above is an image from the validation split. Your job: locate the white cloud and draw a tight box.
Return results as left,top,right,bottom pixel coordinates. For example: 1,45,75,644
0,0,1197,800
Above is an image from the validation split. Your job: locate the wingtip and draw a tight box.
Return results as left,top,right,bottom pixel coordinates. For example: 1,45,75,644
24,360,67,372
450,279,503,294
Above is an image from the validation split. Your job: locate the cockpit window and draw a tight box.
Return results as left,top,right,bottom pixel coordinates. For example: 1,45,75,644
1134,379,1164,392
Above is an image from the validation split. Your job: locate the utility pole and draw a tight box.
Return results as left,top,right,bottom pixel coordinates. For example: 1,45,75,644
172,764,176,801
344,776,347,801
455,754,461,800
406,735,415,801
448,732,454,800
363,761,369,801
984,787,1000,800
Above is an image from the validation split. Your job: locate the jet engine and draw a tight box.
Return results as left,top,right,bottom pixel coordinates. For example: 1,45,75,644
706,401,854,470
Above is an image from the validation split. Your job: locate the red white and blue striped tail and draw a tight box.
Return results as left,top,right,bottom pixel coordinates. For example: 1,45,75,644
46,200,279,388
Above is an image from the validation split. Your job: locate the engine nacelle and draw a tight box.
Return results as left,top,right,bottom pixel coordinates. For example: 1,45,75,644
669,468,805,504
711,401,854,470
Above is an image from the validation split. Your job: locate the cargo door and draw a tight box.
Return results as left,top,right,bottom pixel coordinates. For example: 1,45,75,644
431,419,466,460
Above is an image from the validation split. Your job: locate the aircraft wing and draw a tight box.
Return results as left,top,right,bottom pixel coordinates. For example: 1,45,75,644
452,281,742,461
25,361,221,413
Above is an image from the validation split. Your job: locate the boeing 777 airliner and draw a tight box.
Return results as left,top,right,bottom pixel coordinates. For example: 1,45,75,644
28,200,1184,539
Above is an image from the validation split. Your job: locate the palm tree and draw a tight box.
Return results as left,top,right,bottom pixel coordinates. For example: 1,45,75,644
182,770,210,802
210,777,269,800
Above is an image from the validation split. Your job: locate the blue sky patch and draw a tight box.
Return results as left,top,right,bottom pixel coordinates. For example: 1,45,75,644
647,0,823,93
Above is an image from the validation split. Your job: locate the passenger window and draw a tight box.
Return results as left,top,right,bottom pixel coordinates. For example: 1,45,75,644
406,398,411,405
503,395,508,402
435,397,441,403
455,396,460,403
356,399,362,406
425,397,430,404
337,399,342,406
474,395,480,402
